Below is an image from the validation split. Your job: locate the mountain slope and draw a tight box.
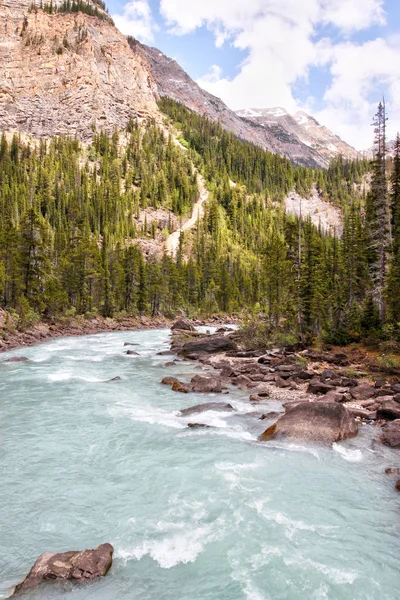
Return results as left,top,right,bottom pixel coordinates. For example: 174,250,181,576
0,0,158,139
135,43,328,168
237,107,359,164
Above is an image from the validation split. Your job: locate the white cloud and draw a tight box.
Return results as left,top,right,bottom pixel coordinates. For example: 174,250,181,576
158,0,397,149
112,0,155,42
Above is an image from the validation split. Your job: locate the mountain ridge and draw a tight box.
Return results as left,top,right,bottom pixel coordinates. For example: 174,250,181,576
236,107,359,164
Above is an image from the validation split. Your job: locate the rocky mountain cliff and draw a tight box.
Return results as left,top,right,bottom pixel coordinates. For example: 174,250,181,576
136,43,330,168
0,0,158,139
236,107,359,164
0,1,359,168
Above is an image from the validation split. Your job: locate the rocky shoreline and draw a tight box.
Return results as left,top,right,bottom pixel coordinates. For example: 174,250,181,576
165,320,400,487
0,314,238,354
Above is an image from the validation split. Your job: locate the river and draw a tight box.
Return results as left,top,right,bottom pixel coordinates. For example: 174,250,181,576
0,329,399,599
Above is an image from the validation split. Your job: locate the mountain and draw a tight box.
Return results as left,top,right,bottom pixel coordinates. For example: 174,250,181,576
236,107,359,164
0,2,357,167
135,43,331,168
0,0,158,139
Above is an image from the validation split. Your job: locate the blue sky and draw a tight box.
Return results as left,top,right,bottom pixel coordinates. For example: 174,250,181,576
109,0,400,149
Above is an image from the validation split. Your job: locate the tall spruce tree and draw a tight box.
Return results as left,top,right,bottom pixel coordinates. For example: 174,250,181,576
366,100,389,319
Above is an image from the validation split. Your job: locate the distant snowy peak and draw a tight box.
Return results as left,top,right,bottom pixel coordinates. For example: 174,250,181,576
235,107,359,163
237,107,289,119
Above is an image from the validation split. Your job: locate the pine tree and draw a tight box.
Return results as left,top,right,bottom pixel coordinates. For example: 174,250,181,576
366,100,390,319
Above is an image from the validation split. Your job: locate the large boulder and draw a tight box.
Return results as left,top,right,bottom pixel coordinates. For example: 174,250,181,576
12,543,113,596
190,375,222,393
350,384,376,401
377,400,400,421
307,380,335,395
179,335,237,357
381,420,400,447
171,318,195,331
180,402,234,416
259,402,358,444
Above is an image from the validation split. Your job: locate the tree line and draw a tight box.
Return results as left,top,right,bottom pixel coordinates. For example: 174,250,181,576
0,98,399,346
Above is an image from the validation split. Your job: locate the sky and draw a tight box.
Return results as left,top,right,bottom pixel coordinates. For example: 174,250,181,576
108,0,400,150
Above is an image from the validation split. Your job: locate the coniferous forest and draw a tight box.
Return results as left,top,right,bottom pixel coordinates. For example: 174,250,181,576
0,98,399,346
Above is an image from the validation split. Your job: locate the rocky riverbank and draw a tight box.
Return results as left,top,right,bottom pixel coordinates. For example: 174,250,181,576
0,312,239,354
165,321,400,487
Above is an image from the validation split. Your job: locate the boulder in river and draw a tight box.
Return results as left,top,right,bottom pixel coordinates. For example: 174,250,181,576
172,381,190,393
380,420,400,447
259,402,358,444
190,375,222,393
126,350,139,356
385,467,400,476
179,336,237,357
377,400,400,421
180,402,234,416
161,376,180,386
12,543,113,596
171,318,195,332
187,423,212,429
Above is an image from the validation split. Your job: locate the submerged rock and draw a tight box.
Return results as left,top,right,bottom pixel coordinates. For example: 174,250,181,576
190,375,222,393
180,402,234,416
385,467,400,476
105,377,122,383
2,357,30,364
126,350,139,356
124,342,139,347
259,402,358,444
12,543,113,596
187,423,212,429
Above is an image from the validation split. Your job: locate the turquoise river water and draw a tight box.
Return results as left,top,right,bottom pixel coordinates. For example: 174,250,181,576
0,328,399,599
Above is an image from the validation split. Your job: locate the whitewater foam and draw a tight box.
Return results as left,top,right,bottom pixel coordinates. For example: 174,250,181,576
332,443,363,462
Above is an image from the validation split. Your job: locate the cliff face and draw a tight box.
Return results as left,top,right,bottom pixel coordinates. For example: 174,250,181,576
0,0,159,139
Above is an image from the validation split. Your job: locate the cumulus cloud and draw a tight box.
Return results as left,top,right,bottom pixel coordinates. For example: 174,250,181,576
158,0,397,149
112,0,155,42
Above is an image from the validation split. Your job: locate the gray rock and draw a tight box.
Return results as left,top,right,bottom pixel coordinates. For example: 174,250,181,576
381,420,400,447
171,318,195,331
179,336,237,357
11,543,113,596
190,375,222,393
180,402,234,416
259,402,358,444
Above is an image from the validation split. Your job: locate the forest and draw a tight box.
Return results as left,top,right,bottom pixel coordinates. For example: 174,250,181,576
0,98,399,346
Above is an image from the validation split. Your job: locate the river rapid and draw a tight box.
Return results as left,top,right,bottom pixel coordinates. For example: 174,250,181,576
0,328,399,599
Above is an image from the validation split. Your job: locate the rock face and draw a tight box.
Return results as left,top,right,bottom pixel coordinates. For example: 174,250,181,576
12,543,113,596
179,335,237,357
259,402,358,444
0,0,158,139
